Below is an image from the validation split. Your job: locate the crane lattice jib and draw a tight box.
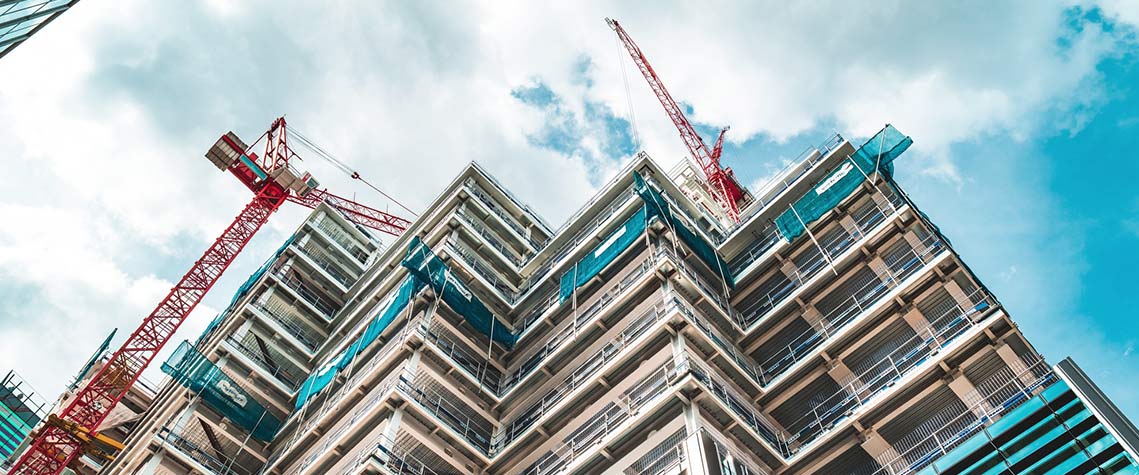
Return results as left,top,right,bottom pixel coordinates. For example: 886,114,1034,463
7,118,410,475
9,187,288,475
608,18,745,222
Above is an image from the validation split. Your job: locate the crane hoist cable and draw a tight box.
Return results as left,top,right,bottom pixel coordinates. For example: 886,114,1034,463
287,126,420,217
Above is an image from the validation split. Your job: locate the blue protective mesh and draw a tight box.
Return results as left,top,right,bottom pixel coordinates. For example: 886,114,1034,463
402,237,518,349
161,341,283,441
775,125,912,242
559,206,647,302
633,173,734,288
294,275,421,410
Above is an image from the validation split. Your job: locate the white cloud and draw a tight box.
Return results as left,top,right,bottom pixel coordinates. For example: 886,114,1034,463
0,0,1135,407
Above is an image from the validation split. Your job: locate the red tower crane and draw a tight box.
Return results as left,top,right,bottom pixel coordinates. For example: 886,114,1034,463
8,117,412,475
607,18,749,223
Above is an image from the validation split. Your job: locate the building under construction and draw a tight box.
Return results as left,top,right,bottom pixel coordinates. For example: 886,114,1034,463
75,122,1137,475
8,17,1139,475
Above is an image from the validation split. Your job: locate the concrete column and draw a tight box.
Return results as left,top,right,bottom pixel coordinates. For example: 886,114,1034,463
802,304,826,334
994,343,1037,387
839,215,860,237
373,408,404,466
827,359,862,394
945,369,993,418
868,255,890,282
900,305,937,345
943,280,974,314
859,428,896,470
780,259,801,282
135,451,167,475
901,229,929,257
683,404,709,475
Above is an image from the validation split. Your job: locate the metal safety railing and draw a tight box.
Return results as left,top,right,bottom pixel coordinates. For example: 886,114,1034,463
728,133,845,236
225,334,304,391
268,319,421,472
519,359,685,475
157,424,261,475
455,204,525,267
445,236,519,304
296,239,357,288
735,188,905,328
314,214,370,264
252,298,324,352
493,298,678,454
778,287,999,452
687,356,792,457
673,296,766,388
865,359,1057,475
757,232,946,385
396,369,496,454
271,267,338,319
465,178,544,249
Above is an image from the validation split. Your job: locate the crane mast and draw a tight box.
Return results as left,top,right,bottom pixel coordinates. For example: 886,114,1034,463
607,18,747,222
8,118,409,475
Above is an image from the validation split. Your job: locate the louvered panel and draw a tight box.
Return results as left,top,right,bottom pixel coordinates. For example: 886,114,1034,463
916,288,958,329
771,374,842,430
845,320,919,379
815,266,880,317
815,446,883,475
753,316,814,365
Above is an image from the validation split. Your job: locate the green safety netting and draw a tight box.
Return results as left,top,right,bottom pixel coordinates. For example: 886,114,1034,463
402,237,519,349
558,206,648,303
162,340,283,441
775,125,912,242
294,275,422,410
633,173,734,288
195,236,296,350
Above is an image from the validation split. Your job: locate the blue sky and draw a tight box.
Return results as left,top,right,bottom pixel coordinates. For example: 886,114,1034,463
0,0,1136,425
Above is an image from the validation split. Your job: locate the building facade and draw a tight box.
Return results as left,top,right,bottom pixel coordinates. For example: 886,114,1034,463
0,1,80,59
99,127,1139,475
0,372,47,469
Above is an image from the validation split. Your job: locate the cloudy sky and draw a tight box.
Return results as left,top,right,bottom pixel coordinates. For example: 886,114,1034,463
1,1,1137,421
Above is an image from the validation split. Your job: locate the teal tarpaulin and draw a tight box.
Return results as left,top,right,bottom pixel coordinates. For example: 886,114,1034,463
774,125,912,242
558,206,648,303
225,235,295,314
633,173,734,288
294,275,421,410
162,340,283,441
402,237,519,349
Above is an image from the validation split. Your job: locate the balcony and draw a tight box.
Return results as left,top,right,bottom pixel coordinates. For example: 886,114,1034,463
251,298,324,353
736,189,905,329
225,333,305,391
314,215,370,264
455,204,525,267
157,424,262,475
776,288,999,453
519,359,684,475
396,369,495,455
863,359,1057,475
295,238,357,288
465,179,543,249
687,356,791,457
493,298,678,454
272,268,338,319
757,232,947,386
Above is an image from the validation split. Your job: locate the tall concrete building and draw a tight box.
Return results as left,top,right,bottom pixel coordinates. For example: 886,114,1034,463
97,126,1139,475
0,1,81,59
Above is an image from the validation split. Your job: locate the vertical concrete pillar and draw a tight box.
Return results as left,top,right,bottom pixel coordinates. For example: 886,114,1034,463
900,305,937,345
943,280,973,312
945,369,993,418
868,255,890,282
902,229,930,257
860,428,897,471
994,343,1037,387
683,404,709,475
802,304,826,334
827,359,862,395
839,215,860,237
780,259,801,283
